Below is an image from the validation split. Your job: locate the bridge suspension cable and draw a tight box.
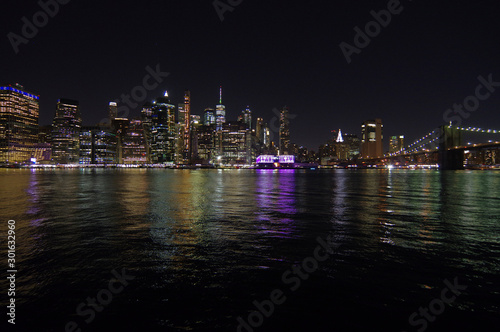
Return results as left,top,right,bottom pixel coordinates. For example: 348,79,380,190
390,129,439,156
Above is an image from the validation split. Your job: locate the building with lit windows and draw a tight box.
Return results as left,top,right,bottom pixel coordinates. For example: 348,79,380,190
215,121,251,165
389,135,405,153
51,99,82,164
122,119,147,164
141,92,176,164
112,117,129,164
255,117,264,143
203,108,215,126
0,84,40,163
361,118,383,158
240,106,252,130
279,106,290,155
192,124,215,165
79,125,117,164
215,87,226,131
108,102,118,122
176,90,191,164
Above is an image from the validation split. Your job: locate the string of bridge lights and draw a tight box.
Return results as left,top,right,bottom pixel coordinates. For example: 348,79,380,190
388,126,500,157
389,130,439,156
456,127,499,133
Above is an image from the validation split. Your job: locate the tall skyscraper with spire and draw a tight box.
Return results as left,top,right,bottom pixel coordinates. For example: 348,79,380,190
215,86,226,131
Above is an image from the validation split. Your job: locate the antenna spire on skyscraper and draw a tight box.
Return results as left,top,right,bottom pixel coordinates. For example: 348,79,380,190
219,86,222,104
336,129,344,143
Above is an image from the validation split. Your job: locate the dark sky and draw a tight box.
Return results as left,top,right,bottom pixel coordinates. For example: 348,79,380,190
2,0,500,150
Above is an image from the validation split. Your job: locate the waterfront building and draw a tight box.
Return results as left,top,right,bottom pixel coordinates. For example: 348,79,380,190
141,92,176,164
51,98,82,164
0,84,39,163
215,121,251,165
79,125,117,164
203,108,215,126
122,119,147,164
215,87,226,131
389,135,405,153
361,118,383,158
279,106,290,155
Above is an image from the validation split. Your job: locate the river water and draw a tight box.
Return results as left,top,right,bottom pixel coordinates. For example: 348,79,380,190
1,169,499,331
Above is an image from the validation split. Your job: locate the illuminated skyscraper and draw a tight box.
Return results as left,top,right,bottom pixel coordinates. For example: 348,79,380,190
215,86,226,131
79,125,117,164
216,121,251,165
279,106,290,155
142,92,176,164
389,135,405,153
255,117,264,143
122,119,147,164
176,90,191,164
112,117,129,163
241,106,252,130
361,118,383,158
108,102,118,122
51,98,81,164
0,84,39,163
203,108,215,126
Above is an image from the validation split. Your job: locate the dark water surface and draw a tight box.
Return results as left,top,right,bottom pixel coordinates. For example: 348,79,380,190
1,169,499,331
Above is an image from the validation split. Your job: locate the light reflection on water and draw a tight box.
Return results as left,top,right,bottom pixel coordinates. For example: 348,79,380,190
0,169,499,331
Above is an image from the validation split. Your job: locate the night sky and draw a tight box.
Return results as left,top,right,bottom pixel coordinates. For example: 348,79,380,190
2,0,500,149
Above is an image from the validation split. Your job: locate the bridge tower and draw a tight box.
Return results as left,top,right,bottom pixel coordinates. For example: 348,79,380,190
439,125,463,170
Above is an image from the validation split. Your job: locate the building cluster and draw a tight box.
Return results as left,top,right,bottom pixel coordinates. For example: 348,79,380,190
318,118,405,165
0,84,309,166
1,84,412,167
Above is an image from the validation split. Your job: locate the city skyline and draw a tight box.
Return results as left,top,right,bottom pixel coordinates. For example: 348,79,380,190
2,1,500,150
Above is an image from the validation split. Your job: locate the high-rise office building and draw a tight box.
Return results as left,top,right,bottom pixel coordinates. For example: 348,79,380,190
191,114,201,127
176,90,191,164
279,106,290,155
79,125,117,164
241,106,252,130
361,118,383,158
203,108,215,126
344,133,361,159
141,102,153,163
108,102,118,122
255,117,264,143
111,117,129,163
51,99,81,164
142,92,176,164
193,124,215,165
215,86,226,131
215,121,251,165
0,84,39,163
122,119,147,164
389,135,405,153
